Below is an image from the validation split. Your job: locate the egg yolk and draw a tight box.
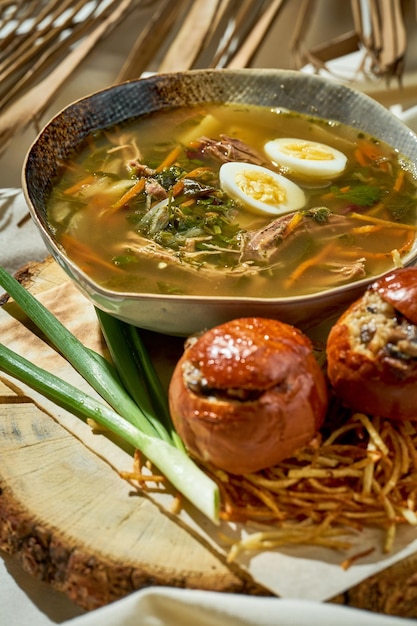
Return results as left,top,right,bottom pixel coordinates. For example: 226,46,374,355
219,162,306,216
235,169,287,207
264,138,347,179
279,141,336,161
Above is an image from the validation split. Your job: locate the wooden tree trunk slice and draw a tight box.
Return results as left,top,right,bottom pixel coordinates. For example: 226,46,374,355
0,258,268,610
0,379,267,610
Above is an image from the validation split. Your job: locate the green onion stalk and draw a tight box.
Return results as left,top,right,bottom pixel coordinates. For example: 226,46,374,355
0,266,219,523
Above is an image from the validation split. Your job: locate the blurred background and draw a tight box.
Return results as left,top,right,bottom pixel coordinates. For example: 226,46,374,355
1,0,417,188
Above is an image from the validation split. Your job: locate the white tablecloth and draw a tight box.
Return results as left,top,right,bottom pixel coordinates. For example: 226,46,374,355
3,555,417,626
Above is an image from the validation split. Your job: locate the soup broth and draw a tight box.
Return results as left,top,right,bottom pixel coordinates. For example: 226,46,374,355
46,103,417,298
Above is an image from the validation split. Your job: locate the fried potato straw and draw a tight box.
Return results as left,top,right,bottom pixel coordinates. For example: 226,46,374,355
122,399,417,566
202,404,417,563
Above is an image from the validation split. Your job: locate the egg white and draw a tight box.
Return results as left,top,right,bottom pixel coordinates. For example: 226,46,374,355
264,138,347,179
219,162,306,217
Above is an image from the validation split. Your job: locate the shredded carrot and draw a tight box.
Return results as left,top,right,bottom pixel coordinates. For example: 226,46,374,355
179,198,195,208
183,166,213,178
358,139,384,161
284,242,335,288
337,241,404,260
61,233,121,272
320,185,348,202
351,224,381,235
350,211,417,231
354,147,368,168
395,229,415,255
63,174,95,195
171,166,214,197
187,139,202,150
285,211,304,235
155,144,182,173
108,177,146,212
354,139,389,171
353,250,395,260
336,249,388,260
172,179,185,197
320,190,336,202
393,169,406,193
336,227,415,260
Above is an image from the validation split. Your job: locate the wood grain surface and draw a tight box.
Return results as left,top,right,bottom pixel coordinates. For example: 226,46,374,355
1,257,417,617
0,258,268,610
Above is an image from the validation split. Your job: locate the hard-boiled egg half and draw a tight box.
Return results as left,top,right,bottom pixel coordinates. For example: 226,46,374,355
219,162,306,217
264,138,347,179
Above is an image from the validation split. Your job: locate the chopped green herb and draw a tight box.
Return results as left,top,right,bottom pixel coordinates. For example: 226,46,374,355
304,207,332,223
332,184,382,206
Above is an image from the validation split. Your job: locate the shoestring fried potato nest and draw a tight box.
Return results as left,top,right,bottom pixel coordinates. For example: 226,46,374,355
124,394,417,565
207,403,417,564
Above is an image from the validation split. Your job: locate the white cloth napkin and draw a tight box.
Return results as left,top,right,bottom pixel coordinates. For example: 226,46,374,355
63,586,417,626
0,188,48,275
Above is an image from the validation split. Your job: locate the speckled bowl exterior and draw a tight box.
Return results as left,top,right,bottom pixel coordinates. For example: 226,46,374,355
22,69,417,335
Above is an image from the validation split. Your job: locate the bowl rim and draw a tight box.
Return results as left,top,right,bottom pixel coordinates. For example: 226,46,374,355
22,67,417,308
